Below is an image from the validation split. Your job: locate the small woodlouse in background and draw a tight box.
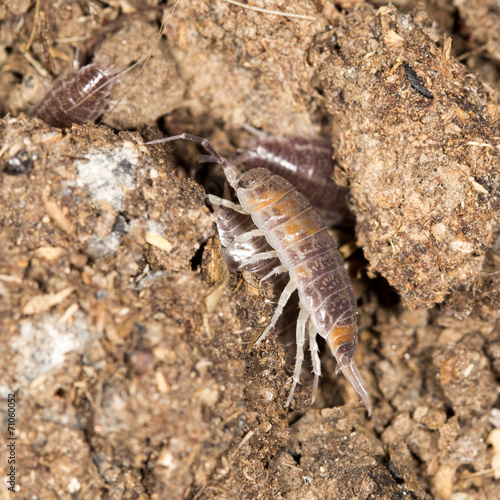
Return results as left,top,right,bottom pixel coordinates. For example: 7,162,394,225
148,133,372,415
236,132,354,227
27,4,172,128
29,63,118,128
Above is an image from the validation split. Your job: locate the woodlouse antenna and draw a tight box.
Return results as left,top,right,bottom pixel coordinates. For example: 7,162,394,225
221,0,316,21
147,134,242,189
241,123,267,139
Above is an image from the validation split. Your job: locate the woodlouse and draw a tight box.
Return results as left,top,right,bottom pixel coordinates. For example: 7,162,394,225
26,3,177,129
236,133,354,227
149,133,372,414
403,62,433,99
213,132,355,351
29,63,118,128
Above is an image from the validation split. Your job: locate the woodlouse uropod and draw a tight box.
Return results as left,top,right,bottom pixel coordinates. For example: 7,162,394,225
29,62,119,128
149,133,372,415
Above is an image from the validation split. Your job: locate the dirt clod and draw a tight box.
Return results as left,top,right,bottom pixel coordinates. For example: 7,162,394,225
1,2,500,499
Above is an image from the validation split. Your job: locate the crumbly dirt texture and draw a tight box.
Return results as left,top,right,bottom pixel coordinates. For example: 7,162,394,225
1,2,500,500
453,0,500,65
314,4,500,309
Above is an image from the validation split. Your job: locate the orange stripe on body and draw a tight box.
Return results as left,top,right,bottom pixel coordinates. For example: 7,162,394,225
244,189,287,212
279,212,323,246
326,323,357,353
293,263,309,281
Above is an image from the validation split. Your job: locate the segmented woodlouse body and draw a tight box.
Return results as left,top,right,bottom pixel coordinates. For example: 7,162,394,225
214,201,306,381
148,134,371,414
238,135,354,227
214,203,286,285
29,63,117,128
209,133,354,294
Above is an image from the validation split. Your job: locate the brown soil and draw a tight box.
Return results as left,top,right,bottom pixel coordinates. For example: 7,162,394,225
0,1,499,499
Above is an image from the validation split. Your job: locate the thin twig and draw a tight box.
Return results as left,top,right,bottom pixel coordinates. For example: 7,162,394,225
26,0,42,50
222,0,316,21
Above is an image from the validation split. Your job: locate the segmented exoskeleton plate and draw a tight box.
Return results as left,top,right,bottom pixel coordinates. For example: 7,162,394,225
29,63,117,128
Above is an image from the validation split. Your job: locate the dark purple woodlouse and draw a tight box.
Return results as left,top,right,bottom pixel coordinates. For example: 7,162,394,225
214,201,283,280
27,4,175,129
29,63,118,128
148,133,372,414
236,134,354,227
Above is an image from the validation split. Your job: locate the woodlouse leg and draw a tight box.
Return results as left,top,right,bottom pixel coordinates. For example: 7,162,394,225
206,194,249,215
255,279,296,345
309,321,321,404
244,250,278,264
233,229,265,242
286,303,309,407
259,265,287,282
